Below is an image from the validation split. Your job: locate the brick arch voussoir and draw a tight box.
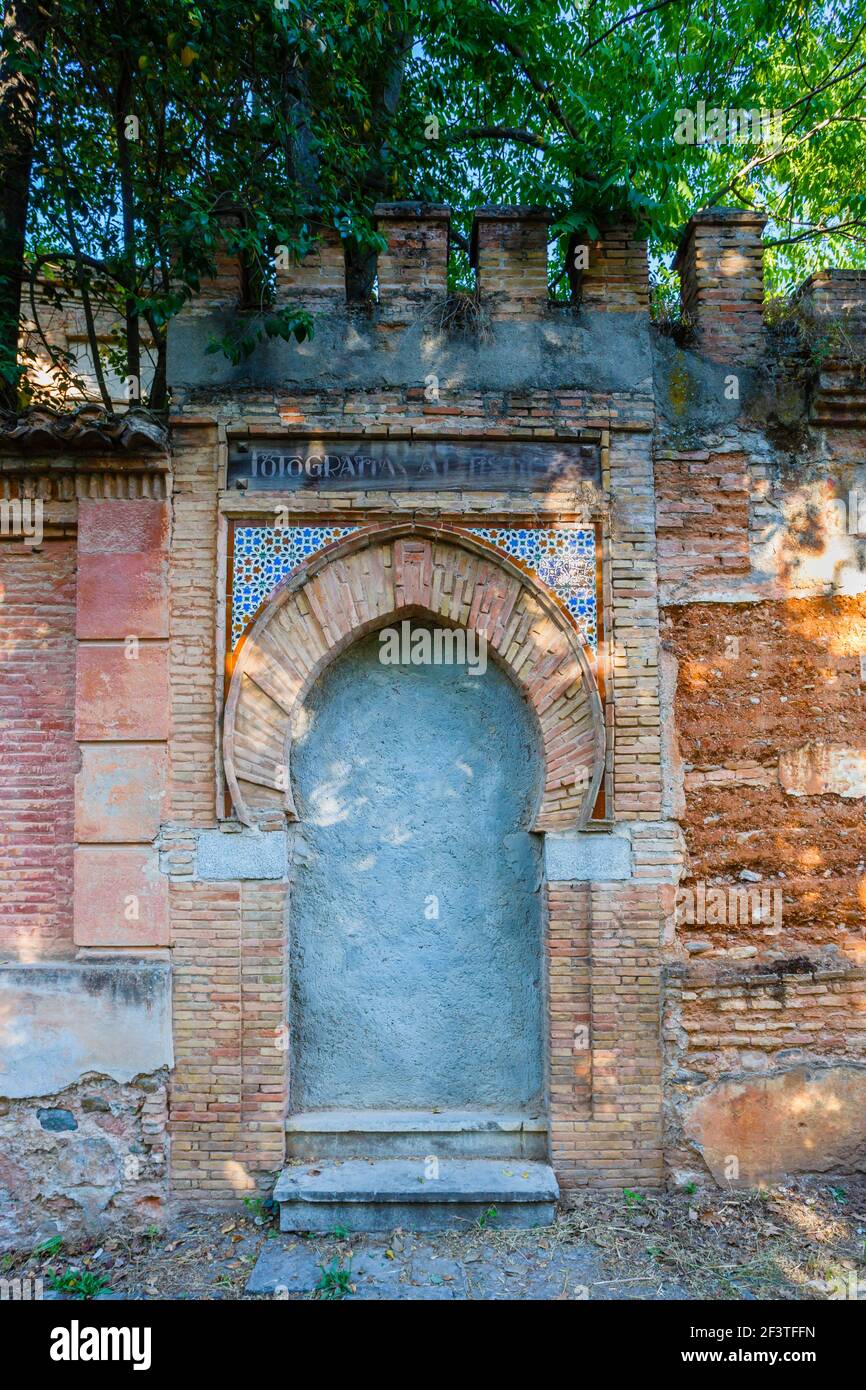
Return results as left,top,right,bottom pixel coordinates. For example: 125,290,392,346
223,524,605,831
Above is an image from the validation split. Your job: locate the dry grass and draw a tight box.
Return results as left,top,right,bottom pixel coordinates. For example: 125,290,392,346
558,1178,866,1300
427,291,493,342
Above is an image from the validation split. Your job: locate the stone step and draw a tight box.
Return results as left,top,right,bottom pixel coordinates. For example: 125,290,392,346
274,1158,559,1232
285,1109,548,1160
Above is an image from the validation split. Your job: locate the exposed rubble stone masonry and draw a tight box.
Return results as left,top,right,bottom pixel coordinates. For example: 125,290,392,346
0,1072,169,1248
0,203,864,1241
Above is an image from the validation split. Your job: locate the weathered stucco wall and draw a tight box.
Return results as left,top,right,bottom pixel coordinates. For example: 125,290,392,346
0,963,172,1248
0,962,172,1097
289,625,545,1112
0,1071,169,1250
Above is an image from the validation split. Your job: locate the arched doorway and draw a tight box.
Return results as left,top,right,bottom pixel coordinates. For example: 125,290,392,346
221,525,607,1166
289,623,544,1113
222,525,605,833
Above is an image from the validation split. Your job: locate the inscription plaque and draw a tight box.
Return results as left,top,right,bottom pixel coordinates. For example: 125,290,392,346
228,438,601,492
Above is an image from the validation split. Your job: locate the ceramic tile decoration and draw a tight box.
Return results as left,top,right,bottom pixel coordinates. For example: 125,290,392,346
231,524,357,647
231,523,597,652
466,526,597,650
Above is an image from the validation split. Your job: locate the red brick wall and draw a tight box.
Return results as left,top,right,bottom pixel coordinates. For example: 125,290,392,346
0,541,77,957
655,451,751,586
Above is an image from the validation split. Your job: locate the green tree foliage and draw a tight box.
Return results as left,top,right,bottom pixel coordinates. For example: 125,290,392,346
1,0,864,411
430,0,866,290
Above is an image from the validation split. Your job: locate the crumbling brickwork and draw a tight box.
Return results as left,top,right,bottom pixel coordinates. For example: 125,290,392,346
657,228,866,1186
674,208,767,361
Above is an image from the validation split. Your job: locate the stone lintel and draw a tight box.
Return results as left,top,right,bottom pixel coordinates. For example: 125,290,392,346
544,831,633,882
196,827,288,880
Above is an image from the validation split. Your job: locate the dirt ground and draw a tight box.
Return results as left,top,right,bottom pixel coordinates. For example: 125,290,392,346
5,1176,865,1301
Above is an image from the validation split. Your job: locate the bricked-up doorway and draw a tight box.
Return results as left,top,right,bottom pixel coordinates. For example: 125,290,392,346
289,623,545,1113
221,526,609,1177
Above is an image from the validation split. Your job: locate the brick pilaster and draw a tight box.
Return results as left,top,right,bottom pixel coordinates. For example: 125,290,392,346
579,222,649,312
73,499,170,948
471,207,550,318
375,202,450,318
675,207,767,360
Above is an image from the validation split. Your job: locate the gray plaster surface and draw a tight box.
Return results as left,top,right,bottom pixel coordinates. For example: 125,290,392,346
196,827,287,880
290,626,544,1111
168,306,653,397
544,831,632,881
0,962,172,1098
652,335,764,433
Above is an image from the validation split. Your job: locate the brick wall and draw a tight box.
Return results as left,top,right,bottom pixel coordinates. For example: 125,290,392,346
0,540,77,958
168,877,287,1198
664,962,866,1184
670,969,866,1077
73,498,170,949
168,428,220,824
547,883,592,1117
580,223,650,313
163,392,671,1196
160,206,671,1196
472,207,550,317
655,450,751,587
375,204,450,314
5,201,865,1216
607,429,664,819
165,426,291,1199
547,874,665,1188
655,275,866,1183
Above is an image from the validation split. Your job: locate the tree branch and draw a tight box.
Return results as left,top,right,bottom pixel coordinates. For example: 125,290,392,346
448,125,548,149
578,0,681,57
483,0,580,141
766,219,866,248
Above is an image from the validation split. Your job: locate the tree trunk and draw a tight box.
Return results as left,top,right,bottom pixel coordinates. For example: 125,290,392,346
344,26,413,304
283,60,320,206
148,331,167,413
114,58,140,399
56,132,113,411
0,0,52,410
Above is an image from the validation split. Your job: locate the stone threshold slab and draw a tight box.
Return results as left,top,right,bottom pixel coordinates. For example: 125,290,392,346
275,1158,558,1205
